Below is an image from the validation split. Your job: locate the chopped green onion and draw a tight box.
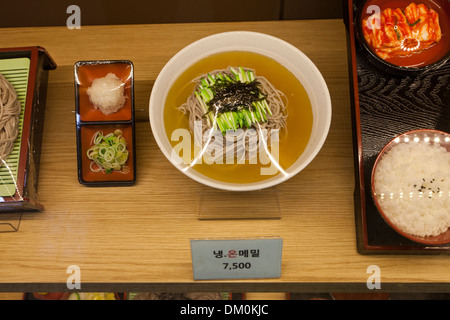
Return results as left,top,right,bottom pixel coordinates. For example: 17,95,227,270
87,130,130,174
195,67,272,134
407,18,420,27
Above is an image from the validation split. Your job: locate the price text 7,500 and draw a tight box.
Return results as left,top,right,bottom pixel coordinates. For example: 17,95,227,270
223,262,252,270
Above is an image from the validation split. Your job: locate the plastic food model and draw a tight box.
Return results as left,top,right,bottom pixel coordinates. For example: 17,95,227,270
362,3,442,60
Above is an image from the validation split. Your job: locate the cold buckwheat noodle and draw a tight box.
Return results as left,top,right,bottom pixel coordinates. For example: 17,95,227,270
0,74,21,163
179,67,287,161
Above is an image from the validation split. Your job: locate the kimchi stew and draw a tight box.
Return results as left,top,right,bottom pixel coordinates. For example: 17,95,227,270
362,2,442,61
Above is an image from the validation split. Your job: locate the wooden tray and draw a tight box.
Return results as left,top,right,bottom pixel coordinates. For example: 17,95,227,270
0,46,56,214
0,57,30,197
344,0,450,254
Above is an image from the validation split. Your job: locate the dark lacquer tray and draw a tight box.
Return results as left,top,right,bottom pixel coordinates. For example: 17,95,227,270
344,0,450,254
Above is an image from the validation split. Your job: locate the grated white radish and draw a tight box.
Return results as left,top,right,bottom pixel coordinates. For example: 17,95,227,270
87,73,126,115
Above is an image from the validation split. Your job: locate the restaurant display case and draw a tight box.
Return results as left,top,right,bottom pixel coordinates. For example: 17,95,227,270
0,2,449,295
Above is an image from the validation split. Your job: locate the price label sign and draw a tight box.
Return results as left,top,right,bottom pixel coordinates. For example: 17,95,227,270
190,237,283,280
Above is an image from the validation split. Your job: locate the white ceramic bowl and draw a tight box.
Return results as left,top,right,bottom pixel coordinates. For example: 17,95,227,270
149,31,332,191
371,129,450,245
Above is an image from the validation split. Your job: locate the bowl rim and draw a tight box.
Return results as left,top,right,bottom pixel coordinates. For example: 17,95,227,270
149,30,332,191
355,0,450,73
371,128,450,245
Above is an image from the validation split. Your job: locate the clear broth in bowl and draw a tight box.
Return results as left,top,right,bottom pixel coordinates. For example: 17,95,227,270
163,51,313,184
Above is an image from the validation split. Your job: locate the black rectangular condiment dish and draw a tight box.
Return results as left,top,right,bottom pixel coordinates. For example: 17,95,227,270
74,60,136,187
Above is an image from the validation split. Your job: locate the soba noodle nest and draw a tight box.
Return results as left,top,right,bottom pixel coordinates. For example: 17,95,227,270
0,74,21,164
179,67,287,161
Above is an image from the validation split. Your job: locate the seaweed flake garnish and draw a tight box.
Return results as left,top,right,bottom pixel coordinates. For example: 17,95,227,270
207,79,266,114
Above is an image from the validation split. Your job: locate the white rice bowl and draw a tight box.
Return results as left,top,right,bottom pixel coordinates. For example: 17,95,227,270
373,134,450,239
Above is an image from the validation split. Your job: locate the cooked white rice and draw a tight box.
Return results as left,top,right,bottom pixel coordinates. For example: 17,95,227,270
373,139,450,237
87,73,126,115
